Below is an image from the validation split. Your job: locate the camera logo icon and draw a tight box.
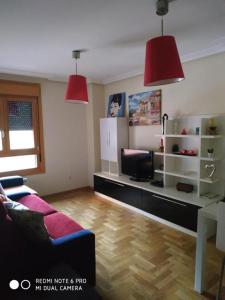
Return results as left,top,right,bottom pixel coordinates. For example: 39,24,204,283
9,279,31,290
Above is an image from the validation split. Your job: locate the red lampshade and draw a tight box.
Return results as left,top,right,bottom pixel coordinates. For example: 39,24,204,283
65,74,88,103
144,35,184,86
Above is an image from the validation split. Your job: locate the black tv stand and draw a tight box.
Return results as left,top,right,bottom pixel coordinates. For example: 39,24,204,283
93,173,202,233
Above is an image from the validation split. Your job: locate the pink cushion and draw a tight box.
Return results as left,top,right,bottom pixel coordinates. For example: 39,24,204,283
18,195,57,216
44,212,83,239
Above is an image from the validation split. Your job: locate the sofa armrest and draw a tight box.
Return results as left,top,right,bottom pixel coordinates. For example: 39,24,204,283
0,176,25,188
7,191,31,201
51,230,96,286
51,229,92,246
5,185,37,201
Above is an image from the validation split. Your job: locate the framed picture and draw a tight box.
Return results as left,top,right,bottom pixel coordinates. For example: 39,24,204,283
128,90,161,126
107,93,126,117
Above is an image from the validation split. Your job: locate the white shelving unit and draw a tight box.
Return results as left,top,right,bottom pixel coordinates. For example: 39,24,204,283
155,115,225,204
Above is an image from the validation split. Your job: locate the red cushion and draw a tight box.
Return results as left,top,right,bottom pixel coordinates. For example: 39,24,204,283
18,195,57,216
44,212,83,239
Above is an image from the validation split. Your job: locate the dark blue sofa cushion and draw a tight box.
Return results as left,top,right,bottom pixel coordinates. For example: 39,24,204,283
0,176,24,188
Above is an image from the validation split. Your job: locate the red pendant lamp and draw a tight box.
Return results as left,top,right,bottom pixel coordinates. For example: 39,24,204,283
144,0,184,86
65,50,88,104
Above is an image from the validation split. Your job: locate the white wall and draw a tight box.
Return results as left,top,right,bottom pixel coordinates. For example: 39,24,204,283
30,80,89,195
104,52,225,150
0,74,89,195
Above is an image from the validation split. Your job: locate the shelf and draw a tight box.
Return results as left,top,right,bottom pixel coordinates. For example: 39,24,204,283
165,171,198,181
157,170,221,182
156,134,223,139
155,169,198,180
154,152,164,156
200,193,222,201
200,157,223,161
201,135,223,139
155,169,164,174
200,177,220,184
165,153,198,159
155,153,199,159
156,134,199,138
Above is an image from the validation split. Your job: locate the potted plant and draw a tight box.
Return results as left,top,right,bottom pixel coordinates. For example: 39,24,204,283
207,148,214,158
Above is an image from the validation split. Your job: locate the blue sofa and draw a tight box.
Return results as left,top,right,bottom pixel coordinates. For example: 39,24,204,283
0,176,96,291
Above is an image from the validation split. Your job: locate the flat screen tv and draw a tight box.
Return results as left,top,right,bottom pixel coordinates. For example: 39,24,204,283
121,148,154,182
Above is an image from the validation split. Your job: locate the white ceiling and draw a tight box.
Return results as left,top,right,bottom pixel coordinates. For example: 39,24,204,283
0,0,225,84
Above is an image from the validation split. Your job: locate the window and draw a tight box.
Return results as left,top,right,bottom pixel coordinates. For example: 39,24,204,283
0,80,45,176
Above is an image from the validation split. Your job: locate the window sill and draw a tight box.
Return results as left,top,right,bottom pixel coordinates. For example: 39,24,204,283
0,166,45,177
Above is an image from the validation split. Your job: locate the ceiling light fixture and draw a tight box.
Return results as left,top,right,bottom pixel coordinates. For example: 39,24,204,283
144,0,184,86
65,50,88,104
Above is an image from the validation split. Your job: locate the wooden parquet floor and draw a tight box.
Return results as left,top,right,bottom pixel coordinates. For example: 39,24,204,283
44,188,224,300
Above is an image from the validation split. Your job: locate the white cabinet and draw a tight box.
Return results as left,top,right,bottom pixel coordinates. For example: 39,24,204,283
100,119,110,161
100,118,128,174
100,118,117,161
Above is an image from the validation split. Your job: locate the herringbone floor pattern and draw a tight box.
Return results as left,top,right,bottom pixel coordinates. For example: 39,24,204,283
45,188,224,300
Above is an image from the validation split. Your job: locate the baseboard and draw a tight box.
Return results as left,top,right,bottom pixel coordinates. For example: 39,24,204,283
43,186,92,199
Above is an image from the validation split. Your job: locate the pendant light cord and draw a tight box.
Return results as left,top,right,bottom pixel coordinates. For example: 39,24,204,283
73,50,80,75
75,59,78,75
161,16,164,36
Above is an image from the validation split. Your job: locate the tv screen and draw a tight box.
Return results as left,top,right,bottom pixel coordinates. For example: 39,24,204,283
121,149,154,181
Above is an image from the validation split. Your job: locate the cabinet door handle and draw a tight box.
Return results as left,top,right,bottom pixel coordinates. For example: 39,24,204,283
108,132,110,148
109,131,110,147
107,132,109,148
105,179,125,187
152,194,187,207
